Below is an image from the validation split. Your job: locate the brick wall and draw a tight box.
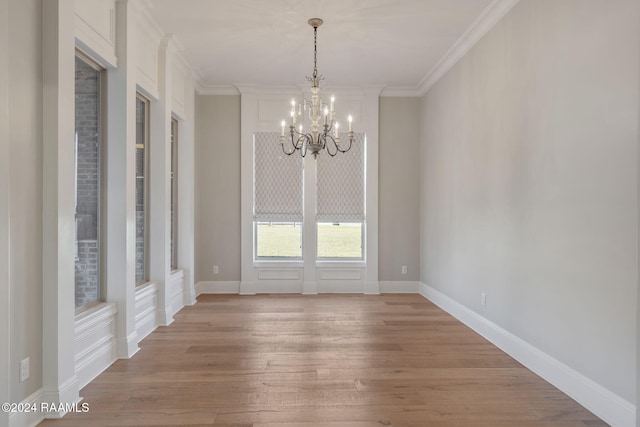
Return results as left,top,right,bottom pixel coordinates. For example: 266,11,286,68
74,58,100,307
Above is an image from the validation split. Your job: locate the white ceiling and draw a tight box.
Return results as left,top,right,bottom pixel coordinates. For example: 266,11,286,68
147,0,506,94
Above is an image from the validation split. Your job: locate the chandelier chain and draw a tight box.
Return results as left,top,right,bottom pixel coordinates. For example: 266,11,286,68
313,25,318,80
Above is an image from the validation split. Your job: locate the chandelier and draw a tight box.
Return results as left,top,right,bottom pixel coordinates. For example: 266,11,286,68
279,18,354,159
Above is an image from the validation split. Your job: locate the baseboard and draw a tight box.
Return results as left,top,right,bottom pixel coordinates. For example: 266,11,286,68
419,282,635,427
8,388,44,427
117,331,139,359
379,281,419,293
196,280,420,295
196,281,241,295
41,375,81,419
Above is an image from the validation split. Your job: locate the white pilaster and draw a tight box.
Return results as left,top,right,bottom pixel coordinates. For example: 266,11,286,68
363,87,383,294
42,0,81,415
149,36,174,325
177,76,197,305
238,86,258,295
302,154,318,294
106,0,139,358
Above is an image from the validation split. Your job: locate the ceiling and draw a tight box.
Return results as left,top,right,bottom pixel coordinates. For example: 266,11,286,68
147,0,504,94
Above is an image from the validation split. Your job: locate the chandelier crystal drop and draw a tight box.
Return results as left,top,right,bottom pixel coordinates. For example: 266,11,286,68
279,18,354,159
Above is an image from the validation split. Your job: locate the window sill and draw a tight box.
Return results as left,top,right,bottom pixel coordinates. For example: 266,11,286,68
75,301,117,323
253,260,304,269
315,260,366,269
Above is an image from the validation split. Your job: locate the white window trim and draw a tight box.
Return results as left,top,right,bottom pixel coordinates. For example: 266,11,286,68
239,86,381,294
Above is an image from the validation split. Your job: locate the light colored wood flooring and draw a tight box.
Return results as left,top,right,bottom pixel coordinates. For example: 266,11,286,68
40,294,607,426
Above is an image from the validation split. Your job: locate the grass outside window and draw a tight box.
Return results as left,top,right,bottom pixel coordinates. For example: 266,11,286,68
317,222,363,259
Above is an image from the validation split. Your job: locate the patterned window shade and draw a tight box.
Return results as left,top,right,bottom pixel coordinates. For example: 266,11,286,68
317,132,365,222
254,132,303,221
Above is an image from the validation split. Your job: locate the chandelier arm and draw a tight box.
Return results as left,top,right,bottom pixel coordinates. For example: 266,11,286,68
281,142,297,156
323,134,338,157
335,134,354,153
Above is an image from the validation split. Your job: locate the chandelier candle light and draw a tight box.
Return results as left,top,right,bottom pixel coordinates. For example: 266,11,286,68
280,18,354,159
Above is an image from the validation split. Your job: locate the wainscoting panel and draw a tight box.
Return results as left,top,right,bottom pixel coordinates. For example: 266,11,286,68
169,270,185,317
135,282,159,342
74,302,117,389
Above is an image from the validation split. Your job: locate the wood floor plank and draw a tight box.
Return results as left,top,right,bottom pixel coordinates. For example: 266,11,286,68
39,294,607,426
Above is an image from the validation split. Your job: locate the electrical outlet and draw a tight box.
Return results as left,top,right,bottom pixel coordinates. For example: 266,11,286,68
20,357,29,382
213,265,219,275
481,293,487,307
401,266,407,275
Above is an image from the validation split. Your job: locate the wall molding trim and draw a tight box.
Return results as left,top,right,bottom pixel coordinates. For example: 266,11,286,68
379,281,420,294
74,303,117,389
419,282,635,427
8,389,45,426
41,375,82,418
417,0,521,95
197,280,405,295
196,281,241,295
135,283,159,341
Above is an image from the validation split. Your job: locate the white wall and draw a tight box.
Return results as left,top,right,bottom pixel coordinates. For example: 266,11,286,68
420,0,638,421
8,0,43,405
2,0,197,424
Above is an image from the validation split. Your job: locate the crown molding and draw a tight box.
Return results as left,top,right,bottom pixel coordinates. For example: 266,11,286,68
196,83,240,96
417,0,521,96
380,85,422,97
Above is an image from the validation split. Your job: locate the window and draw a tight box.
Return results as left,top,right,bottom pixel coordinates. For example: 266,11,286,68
317,222,363,259
135,94,150,283
316,133,365,259
74,54,104,308
170,118,178,270
253,132,303,259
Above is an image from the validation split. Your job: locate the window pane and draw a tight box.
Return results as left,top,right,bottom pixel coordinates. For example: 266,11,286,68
135,96,148,283
74,56,101,308
317,222,363,259
256,222,302,258
170,118,178,270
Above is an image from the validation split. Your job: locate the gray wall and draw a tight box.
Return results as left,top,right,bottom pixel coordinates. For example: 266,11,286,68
195,95,422,284
195,95,242,283
9,0,43,403
379,97,420,282
420,0,638,403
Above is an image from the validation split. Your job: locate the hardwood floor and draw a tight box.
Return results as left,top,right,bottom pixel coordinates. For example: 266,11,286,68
40,294,607,426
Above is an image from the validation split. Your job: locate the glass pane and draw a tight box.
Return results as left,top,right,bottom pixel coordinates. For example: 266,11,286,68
135,96,147,283
74,57,101,308
317,222,363,259
256,222,302,258
170,118,178,269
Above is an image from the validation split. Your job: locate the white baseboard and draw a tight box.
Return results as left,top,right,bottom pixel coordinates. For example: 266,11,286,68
197,280,422,295
117,331,139,359
379,281,419,293
8,388,44,427
419,282,635,427
196,281,241,295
